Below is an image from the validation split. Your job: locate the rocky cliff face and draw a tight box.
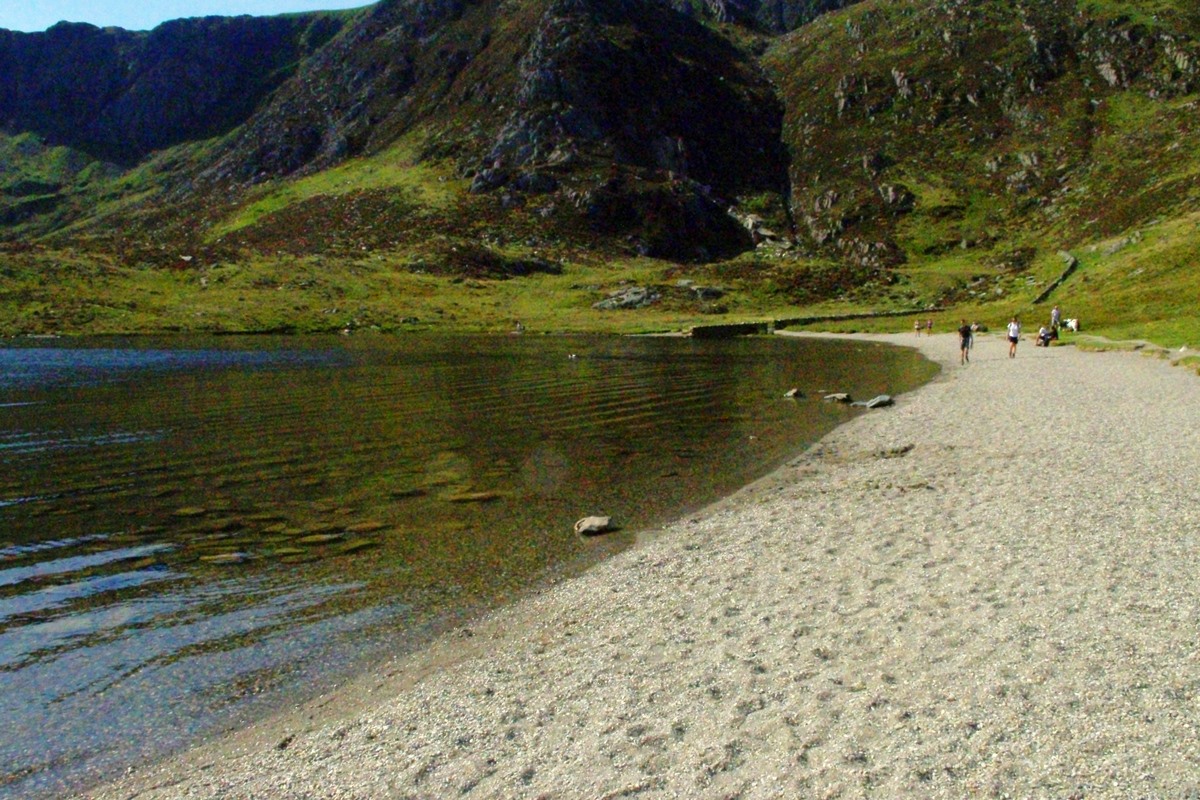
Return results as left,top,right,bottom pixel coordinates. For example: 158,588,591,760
0,13,348,164
481,0,786,191
189,0,788,259
196,0,505,183
200,0,785,192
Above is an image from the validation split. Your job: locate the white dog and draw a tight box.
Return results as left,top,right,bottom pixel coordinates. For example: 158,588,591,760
1064,318,1079,332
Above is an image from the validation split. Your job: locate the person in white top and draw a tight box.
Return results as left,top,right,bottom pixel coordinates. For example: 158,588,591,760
1007,316,1021,358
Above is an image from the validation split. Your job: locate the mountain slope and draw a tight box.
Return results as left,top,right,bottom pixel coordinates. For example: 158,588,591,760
168,0,792,262
0,0,1198,342
0,14,352,164
759,0,1200,310
0,12,354,233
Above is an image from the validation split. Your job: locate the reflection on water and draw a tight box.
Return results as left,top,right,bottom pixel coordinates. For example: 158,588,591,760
0,334,935,797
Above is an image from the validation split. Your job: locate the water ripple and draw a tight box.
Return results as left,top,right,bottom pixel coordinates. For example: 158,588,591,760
0,544,173,589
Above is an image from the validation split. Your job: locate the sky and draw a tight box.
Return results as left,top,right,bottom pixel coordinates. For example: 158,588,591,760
0,1,375,33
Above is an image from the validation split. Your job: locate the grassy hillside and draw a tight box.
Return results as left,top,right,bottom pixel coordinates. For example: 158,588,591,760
758,0,1200,345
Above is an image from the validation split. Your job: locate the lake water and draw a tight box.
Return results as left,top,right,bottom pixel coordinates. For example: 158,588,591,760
0,333,936,797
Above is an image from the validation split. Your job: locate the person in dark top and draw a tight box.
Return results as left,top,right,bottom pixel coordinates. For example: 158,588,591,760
958,319,973,364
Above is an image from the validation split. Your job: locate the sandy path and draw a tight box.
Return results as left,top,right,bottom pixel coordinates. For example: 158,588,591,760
89,332,1200,799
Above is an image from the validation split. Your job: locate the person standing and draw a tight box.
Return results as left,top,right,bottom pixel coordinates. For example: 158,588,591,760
1007,316,1021,358
958,319,973,364
1050,304,1062,334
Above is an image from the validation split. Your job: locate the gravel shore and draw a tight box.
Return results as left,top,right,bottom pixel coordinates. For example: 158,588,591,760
90,332,1200,799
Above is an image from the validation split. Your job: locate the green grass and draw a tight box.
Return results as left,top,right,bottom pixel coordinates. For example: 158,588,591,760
1076,0,1198,26
212,138,464,238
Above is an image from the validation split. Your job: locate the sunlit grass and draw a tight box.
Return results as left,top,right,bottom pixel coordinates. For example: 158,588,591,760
213,138,465,238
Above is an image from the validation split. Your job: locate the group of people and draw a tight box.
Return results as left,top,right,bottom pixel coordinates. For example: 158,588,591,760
1035,305,1064,348
951,305,1067,364
913,319,935,335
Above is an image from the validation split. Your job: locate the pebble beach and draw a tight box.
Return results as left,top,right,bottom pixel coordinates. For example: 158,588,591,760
90,332,1200,799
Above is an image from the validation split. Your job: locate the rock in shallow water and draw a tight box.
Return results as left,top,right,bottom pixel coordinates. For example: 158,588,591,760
851,394,894,408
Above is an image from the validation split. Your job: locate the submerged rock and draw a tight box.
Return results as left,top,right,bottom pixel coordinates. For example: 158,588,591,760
301,523,344,535
198,517,246,533
173,507,208,518
296,533,344,546
247,512,288,523
345,521,388,533
338,539,380,555
200,552,249,565
446,491,502,503
280,554,321,565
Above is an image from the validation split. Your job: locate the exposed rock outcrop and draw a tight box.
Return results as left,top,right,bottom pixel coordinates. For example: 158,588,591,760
0,15,348,164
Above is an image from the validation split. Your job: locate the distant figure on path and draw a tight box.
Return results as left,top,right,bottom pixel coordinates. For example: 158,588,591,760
1050,304,1062,334
958,319,973,364
1007,316,1021,358
914,319,922,336
926,319,933,335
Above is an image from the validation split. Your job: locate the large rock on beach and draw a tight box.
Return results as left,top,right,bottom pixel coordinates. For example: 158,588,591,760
574,515,613,536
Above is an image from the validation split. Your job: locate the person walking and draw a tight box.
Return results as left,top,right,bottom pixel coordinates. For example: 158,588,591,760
958,319,973,364
1007,316,1021,358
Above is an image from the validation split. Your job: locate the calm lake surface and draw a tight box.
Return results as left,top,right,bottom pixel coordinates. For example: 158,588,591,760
0,333,936,797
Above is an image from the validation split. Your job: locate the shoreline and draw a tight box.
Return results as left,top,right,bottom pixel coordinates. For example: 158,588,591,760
89,332,1200,799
